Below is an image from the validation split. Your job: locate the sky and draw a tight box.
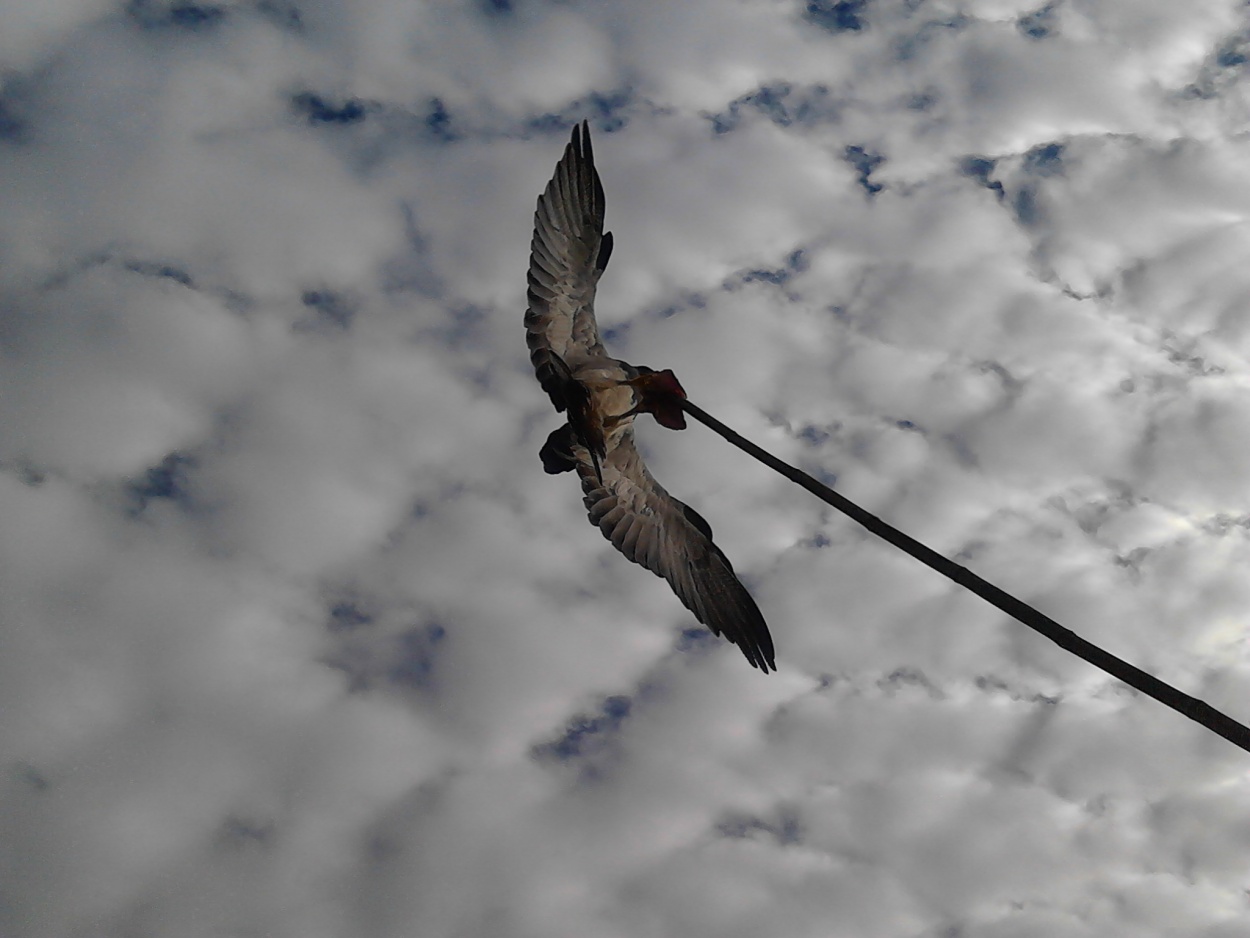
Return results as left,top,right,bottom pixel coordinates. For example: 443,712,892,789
2,1,1250,935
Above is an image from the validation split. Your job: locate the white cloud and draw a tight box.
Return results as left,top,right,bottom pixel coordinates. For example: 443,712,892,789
3,1,1250,936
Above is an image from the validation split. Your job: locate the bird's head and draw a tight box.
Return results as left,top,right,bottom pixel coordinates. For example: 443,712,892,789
628,366,687,430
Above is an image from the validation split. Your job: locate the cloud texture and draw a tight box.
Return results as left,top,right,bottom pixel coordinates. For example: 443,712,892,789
3,1,1250,936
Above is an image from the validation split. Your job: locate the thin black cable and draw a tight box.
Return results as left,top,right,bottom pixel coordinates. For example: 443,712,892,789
679,398,1250,756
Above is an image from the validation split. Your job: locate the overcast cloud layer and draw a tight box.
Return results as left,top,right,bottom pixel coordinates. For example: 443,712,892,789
3,1,1250,936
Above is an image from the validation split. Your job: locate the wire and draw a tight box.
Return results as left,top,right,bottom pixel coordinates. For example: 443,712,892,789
680,397,1250,756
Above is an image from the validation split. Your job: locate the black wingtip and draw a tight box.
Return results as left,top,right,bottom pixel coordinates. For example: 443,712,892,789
570,119,591,162
703,546,775,673
753,645,778,673
596,231,613,272
741,625,777,674
724,579,776,673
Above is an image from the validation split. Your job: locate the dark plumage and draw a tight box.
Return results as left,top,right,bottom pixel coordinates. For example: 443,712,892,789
526,122,776,672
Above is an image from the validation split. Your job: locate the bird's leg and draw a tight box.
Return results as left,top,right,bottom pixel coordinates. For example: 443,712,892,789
531,348,577,413
535,350,606,482
567,383,605,483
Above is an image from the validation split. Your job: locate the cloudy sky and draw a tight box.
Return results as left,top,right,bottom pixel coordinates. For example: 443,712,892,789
3,1,1250,935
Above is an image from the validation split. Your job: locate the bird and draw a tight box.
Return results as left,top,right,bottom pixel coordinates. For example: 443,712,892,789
525,121,776,672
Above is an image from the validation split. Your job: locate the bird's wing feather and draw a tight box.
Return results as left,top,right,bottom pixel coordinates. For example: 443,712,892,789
579,433,776,672
526,121,613,410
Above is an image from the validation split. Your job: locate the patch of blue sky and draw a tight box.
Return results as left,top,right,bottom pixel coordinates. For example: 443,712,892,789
127,452,196,515
300,290,355,331
126,0,227,31
707,83,838,134
960,156,1005,201
844,145,885,196
524,89,635,137
804,0,871,34
292,92,371,126
532,694,632,763
1023,141,1064,177
1018,4,1059,41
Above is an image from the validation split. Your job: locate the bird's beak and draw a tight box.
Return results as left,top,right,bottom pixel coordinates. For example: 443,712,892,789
628,368,687,430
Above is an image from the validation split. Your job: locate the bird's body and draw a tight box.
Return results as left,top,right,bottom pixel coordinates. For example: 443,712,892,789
525,122,776,672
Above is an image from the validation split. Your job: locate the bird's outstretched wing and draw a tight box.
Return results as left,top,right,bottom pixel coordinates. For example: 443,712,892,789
578,432,776,672
525,121,615,411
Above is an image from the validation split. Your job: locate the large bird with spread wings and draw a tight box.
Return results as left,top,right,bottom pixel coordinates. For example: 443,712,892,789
526,122,776,672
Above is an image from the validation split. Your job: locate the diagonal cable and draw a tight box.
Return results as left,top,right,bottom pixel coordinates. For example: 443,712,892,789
680,397,1250,756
